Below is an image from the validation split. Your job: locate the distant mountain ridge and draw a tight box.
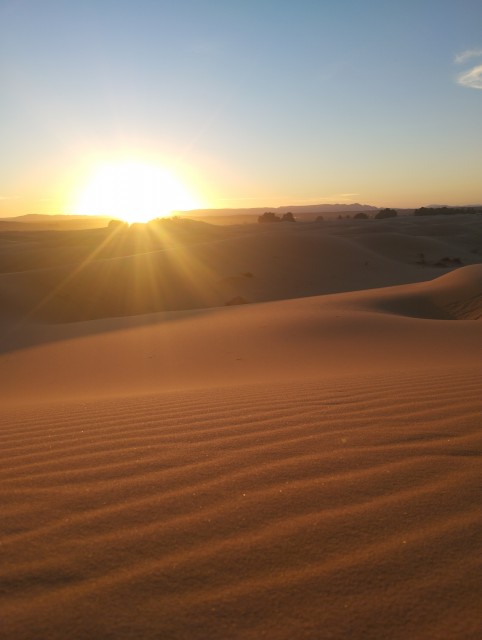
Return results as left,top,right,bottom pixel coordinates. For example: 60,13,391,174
3,203,482,223
0,214,112,231
275,203,378,213
180,203,378,217
1,205,377,224
1,214,110,222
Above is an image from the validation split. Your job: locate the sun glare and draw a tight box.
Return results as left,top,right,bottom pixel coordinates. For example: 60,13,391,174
71,162,200,223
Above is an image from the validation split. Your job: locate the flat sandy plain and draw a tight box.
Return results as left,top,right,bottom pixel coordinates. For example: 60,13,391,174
1,214,481,639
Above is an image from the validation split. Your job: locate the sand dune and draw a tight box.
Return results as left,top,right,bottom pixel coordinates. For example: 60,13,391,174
345,263,482,320
1,215,480,323
1,230,425,322
1,263,481,407
1,216,481,638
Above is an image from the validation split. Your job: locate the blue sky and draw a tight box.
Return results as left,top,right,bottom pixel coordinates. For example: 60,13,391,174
1,0,481,215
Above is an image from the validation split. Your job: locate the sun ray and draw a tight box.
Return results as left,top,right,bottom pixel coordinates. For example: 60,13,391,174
16,221,128,324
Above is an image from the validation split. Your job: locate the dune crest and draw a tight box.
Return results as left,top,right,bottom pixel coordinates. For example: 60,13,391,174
350,264,482,320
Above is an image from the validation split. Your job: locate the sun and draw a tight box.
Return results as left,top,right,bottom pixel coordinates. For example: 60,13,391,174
70,161,200,223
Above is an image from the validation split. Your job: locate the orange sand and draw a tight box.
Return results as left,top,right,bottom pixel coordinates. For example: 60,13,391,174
0,216,481,638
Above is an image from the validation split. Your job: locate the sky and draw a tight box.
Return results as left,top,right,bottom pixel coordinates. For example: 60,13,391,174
1,0,482,217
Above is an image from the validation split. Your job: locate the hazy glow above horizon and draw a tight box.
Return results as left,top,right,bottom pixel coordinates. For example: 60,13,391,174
70,162,200,223
1,0,482,218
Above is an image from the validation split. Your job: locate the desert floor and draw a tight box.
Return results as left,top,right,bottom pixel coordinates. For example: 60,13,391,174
1,214,481,639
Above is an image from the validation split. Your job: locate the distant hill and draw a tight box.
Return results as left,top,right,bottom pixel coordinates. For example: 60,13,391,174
0,204,382,232
276,203,378,214
3,213,111,223
0,214,112,231
7,214,86,221
178,203,378,218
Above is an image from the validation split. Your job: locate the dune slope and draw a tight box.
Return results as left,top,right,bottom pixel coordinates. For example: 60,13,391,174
1,265,481,406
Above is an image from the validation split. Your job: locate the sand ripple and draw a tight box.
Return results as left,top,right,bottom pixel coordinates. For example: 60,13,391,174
1,368,481,639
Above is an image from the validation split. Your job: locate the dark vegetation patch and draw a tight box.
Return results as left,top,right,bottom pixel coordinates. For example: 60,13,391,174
416,253,464,268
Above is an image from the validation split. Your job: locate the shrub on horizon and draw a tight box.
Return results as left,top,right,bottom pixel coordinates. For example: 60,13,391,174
414,206,482,216
258,211,281,223
281,212,296,222
375,208,397,219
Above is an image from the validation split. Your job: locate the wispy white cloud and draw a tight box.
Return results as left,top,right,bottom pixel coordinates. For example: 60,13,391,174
454,48,482,89
457,65,482,89
455,48,482,64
